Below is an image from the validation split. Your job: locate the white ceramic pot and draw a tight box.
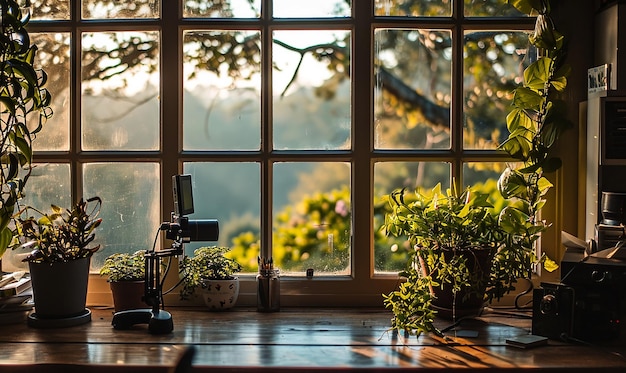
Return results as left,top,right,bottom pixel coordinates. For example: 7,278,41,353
199,278,239,311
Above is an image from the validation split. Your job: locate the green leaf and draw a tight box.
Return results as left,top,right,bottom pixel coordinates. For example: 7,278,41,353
512,86,544,111
530,14,557,51
508,0,543,15
498,168,527,199
543,256,559,272
6,153,19,180
539,119,559,148
524,58,552,91
0,97,16,115
506,108,534,133
0,226,12,258
550,75,567,92
537,176,554,194
9,60,38,86
9,132,32,164
500,137,529,161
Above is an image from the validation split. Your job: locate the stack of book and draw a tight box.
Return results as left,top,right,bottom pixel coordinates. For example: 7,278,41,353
0,271,33,324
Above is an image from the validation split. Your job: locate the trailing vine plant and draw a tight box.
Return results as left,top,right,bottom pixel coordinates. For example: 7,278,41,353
493,0,569,299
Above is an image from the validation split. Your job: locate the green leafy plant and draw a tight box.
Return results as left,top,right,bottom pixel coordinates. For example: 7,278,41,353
0,0,53,257
383,0,567,336
100,250,146,282
12,197,103,263
179,246,242,299
382,183,505,335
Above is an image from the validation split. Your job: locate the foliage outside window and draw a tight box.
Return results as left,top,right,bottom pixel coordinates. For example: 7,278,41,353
1,0,543,306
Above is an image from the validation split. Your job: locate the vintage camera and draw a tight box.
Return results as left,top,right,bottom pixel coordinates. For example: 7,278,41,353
532,282,622,341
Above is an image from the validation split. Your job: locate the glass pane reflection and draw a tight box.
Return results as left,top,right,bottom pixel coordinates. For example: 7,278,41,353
373,161,450,273
463,31,531,150
184,0,261,18
83,162,161,269
374,0,451,17
273,30,351,150
374,28,452,150
32,32,70,151
183,162,261,274
273,0,350,18
183,30,262,151
82,0,159,19
81,31,160,151
273,162,351,275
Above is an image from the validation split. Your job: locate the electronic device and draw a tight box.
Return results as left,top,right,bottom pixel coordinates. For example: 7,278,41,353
532,281,622,342
173,174,194,216
165,174,219,243
531,240,626,342
112,174,219,334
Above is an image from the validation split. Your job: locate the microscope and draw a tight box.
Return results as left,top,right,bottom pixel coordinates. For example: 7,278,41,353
111,174,218,334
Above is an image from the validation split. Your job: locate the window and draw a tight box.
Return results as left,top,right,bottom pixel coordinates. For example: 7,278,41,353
2,0,541,307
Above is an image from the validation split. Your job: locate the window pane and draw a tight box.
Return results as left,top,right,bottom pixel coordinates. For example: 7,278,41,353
374,0,451,17
273,30,351,150
1,164,72,272
22,163,72,208
273,162,351,275
82,0,159,19
464,0,526,17
374,161,450,273
183,162,261,274
374,29,451,150
31,0,70,20
81,31,160,151
83,163,160,269
184,0,261,18
273,0,350,18
33,32,70,151
463,31,531,150
183,30,261,151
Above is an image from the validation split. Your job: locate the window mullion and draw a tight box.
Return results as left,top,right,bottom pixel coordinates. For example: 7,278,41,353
260,0,273,267
352,0,374,281
451,0,465,189
161,0,181,223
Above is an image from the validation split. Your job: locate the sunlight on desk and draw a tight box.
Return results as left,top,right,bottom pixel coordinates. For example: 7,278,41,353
0,308,625,372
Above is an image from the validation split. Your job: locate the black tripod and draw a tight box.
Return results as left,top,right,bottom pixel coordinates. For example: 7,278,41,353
111,223,185,334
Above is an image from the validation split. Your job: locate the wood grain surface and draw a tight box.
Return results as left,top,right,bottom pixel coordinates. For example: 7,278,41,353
0,307,624,372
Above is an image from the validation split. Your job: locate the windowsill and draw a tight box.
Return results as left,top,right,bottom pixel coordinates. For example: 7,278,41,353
0,307,625,372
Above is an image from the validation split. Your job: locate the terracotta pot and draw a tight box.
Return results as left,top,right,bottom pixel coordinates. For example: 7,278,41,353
29,256,91,318
199,278,239,311
110,280,146,312
419,247,494,320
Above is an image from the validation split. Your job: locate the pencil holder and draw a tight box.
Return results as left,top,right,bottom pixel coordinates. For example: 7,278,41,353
257,268,280,312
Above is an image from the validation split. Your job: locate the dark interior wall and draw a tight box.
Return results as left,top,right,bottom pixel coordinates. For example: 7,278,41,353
550,0,596,239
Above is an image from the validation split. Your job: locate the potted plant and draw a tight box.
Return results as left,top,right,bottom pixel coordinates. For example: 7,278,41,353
179,246,242,311
383,183,507,335
383,0,568,336
12,197,102,326
0,0,53,258
100,250,147,312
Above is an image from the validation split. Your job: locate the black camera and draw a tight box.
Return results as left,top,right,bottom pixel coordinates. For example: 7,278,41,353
163,174,219,245
532,282,622,341
164,216,218,243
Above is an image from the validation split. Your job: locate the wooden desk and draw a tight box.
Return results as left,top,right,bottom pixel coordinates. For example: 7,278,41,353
0,307,625,372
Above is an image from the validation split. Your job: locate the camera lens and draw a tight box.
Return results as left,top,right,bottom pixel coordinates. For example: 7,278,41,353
540,294,558,315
